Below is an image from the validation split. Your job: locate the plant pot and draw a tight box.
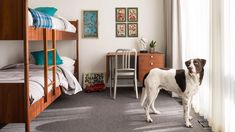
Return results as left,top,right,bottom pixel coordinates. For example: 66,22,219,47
149,48,155,53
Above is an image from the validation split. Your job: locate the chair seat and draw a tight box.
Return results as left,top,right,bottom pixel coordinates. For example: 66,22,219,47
116,68,135,76
116,68,135,72
116,72,134,76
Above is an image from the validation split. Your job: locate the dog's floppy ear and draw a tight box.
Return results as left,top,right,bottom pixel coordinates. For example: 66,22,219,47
200,59,206,67
185,60,190,67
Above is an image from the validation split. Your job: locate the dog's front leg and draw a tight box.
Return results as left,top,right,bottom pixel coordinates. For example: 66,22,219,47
183,98,193,127
188,97,193,120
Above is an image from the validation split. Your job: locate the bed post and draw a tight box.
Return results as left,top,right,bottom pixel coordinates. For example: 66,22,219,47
76,20,79,80
23,0,30,131
52,29,57,95
43,29,49,102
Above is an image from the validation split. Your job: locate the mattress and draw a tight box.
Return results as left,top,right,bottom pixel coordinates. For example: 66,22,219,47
28,10,76,33
0,64,82,104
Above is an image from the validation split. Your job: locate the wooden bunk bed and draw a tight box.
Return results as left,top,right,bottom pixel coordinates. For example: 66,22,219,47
0,1,79,132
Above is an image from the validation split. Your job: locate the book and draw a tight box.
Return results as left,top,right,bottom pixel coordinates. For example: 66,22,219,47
82,72,106,93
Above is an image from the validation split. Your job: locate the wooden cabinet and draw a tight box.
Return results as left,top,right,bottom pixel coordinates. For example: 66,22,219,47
138,53,165,82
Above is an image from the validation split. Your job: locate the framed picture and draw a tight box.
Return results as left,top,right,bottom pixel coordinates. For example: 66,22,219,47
83,10,98,38
115,8,126,22
116,23,126,37
127,8,138,22
128,23,138,37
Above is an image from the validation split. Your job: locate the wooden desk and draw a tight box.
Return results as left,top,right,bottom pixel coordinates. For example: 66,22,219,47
106,52,165,84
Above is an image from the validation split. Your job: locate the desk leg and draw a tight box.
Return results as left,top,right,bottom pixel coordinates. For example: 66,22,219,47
109,56,112,97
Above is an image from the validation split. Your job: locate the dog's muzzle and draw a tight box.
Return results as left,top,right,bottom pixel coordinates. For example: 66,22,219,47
188,67,194,73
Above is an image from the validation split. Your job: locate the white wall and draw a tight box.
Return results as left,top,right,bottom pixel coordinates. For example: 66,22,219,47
0,41,24,67
0,0,166,82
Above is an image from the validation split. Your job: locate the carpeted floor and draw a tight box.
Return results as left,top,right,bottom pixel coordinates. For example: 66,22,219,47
0,88,211,132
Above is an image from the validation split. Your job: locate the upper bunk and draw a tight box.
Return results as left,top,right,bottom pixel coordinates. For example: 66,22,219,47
0,0,78,41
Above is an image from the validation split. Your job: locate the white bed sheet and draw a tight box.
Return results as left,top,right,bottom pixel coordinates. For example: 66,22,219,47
0,64,82,104
28,11,76,33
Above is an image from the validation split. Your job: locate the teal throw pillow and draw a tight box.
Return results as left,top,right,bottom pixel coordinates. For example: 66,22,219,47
31,50,63,65
34,7,58,16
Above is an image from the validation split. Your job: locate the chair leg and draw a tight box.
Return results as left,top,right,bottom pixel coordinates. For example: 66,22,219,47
109,78,112,97
113,74,117,99
134,75,138,99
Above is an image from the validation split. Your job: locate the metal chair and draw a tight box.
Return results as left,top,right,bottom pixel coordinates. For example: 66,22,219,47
113,49,138,99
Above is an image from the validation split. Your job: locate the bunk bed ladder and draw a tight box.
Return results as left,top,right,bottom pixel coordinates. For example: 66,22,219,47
43,29,57,102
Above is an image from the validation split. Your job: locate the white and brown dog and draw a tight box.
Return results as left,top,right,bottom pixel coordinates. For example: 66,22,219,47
140,58,206,127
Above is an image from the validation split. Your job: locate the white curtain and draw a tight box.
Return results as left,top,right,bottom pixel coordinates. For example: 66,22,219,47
221,0,235,131
179,0,235,131
180,0,210,117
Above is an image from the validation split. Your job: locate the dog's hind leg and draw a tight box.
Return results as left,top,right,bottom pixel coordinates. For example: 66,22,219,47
140,87,147,107
150,88,161,114
145,86,159,123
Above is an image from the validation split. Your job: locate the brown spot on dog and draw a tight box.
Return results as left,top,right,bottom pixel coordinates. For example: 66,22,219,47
175,69,186,92
198,59,206,85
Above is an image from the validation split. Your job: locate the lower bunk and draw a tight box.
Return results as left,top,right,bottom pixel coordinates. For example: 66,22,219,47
0,83,61,123
0,63,82,124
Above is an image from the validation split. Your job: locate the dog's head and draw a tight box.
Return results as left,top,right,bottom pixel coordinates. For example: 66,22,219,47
185,58,206,84
185,58,206,74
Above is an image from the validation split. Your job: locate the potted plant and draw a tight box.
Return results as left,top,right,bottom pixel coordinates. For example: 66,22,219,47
149,40,157,53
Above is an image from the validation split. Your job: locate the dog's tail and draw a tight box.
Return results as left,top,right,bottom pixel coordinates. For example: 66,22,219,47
140,72,149,107
140,87,147,106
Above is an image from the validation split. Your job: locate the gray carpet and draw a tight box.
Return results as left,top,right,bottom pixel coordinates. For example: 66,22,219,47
0,88,211,132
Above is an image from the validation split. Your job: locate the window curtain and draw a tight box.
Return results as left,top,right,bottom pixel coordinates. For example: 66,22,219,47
179,0,235,131
164,0,182,69
164,0,183,97
221,0,235,131
180,0,210,118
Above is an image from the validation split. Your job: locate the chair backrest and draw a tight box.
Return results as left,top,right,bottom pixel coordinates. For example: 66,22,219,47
115,49,137,70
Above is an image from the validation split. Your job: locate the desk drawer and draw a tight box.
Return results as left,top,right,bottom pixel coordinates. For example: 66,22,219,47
138,53,165,82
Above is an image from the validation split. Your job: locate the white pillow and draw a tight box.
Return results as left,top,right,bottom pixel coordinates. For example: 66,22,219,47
60,56,75,67
59,56,75,74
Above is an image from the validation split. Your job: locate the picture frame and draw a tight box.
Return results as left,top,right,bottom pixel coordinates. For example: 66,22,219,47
115,8,126,22
116,23,126,37
127,23,138,37
127,8,138,22
83,10,98,38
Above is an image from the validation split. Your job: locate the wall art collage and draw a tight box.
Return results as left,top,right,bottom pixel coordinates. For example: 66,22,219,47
115,7,138,37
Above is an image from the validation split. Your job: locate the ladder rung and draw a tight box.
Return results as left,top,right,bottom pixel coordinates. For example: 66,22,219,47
48,81,55,87
48,65,55,70
47,48,55,52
